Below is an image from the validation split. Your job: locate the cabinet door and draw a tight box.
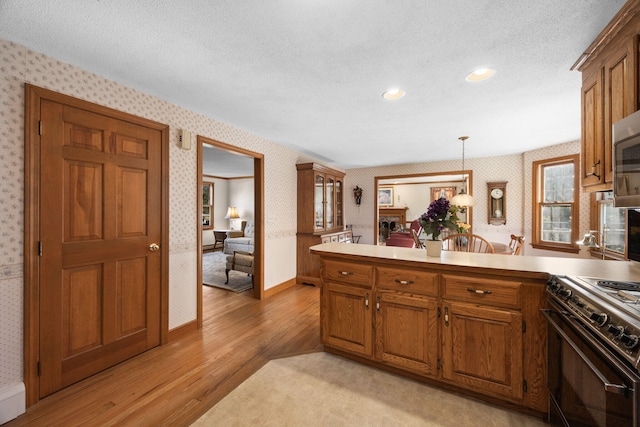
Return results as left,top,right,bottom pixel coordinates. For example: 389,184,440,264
581,67,605,188
442,302,523,401
314,173,325,231
335,178,344,228
322,282,373,357
605,37,637,184
326,176,335,229
375,292,438,377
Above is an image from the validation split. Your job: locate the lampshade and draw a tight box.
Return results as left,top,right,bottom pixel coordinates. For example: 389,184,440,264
450,190,476,208
450,136,476,208
224,207,240,219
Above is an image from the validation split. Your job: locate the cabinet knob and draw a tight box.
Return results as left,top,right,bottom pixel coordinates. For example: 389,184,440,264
394,279,414,285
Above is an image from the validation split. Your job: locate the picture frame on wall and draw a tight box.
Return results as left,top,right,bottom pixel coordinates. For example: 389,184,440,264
430,186,456,201
378,187,394,207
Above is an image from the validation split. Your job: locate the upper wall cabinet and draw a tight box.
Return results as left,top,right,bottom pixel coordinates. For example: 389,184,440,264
575,2,640,191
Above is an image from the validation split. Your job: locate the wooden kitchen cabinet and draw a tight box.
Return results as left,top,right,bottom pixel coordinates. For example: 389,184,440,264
322,282,373,357
318,252,548,416
375,266,439,377
297,163,348,286
576,4,640,191
441,302,523,400
314,243,598,417
375,291,439,377
441,274,524,401
321,260,374,357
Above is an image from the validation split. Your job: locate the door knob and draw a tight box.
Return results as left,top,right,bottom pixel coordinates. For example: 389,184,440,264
149,243,160,251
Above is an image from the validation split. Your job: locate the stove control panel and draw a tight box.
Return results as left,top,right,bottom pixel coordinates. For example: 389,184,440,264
547,276,640,367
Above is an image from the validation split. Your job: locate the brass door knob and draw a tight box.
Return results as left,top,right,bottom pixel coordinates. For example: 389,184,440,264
149,243,160,251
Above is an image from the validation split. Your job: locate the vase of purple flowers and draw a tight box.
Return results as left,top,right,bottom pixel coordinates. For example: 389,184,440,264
420,198,462,256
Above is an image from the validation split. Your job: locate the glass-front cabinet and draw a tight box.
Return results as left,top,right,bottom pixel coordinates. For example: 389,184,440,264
297,163,349,286
298,163,346,234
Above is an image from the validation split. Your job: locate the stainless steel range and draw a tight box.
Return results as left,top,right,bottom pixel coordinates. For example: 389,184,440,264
544,275,640,426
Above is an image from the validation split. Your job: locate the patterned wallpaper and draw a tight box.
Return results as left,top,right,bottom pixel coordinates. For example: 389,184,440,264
0,38,312,392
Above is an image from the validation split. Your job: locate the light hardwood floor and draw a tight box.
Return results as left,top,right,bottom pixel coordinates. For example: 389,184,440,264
6,284,322,426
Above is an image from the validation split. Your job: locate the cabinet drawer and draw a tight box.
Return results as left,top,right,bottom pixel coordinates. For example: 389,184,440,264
321,236,331,243
330,235,339,242
441,275,521,309
338,232,352,243
322,259,373,287
376,266,438,296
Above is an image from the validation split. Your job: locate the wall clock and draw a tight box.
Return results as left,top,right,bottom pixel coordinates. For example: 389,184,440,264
487,181,507,225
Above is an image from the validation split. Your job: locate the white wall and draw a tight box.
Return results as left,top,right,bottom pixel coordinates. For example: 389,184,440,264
229,178,254,230
211,178,230,230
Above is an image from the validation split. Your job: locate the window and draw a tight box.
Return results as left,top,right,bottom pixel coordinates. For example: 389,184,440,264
202,180,214,230
593,191,626,259
532,154,579,253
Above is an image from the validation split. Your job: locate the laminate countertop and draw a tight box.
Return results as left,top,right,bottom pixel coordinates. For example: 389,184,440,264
310,242,640,282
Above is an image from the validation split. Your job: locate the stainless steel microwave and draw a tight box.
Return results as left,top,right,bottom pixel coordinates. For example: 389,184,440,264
613,109,640,207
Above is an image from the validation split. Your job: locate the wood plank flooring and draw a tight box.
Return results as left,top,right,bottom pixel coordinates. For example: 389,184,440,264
6,284,321,426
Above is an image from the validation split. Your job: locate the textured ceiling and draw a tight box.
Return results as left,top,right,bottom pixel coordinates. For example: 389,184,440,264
0,1,627,169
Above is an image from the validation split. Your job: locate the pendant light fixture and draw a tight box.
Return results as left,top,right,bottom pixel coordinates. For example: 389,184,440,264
450,136,476,209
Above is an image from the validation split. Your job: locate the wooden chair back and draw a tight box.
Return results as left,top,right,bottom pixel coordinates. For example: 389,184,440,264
442,233,495,254
509,234,525,255
411,229,424,249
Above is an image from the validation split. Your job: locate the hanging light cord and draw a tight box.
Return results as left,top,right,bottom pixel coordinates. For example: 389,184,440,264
458,136,468,182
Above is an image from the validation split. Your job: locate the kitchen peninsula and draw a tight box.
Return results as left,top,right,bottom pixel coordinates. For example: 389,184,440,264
310,243,640,417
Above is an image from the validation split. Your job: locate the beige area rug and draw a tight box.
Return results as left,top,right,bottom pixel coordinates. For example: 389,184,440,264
192,352,546,427
202,251,253,293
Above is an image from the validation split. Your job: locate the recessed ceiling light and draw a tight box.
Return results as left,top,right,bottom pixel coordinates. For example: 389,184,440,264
382,88,406,100
465,68,496,82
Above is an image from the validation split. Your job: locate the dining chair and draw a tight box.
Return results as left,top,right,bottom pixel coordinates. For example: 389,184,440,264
442,233,495,254
509,234,525,255
411,229,424,249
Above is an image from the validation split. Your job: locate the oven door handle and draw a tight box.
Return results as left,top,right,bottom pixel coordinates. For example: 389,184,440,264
541,309,629,395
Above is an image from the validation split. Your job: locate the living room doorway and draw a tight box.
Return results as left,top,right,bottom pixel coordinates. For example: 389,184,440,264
197,136,264,323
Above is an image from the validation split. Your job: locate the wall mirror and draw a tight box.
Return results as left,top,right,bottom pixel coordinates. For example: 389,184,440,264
375,171,473,245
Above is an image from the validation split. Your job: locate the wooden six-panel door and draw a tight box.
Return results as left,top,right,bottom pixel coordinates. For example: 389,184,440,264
37,99,163,397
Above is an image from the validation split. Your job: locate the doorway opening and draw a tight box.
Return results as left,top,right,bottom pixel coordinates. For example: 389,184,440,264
197,136,264,323
374,171,473,245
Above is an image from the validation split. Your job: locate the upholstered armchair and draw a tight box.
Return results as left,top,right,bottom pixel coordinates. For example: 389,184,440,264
225,250,254,284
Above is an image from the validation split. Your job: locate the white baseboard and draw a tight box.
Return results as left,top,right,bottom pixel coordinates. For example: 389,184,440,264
0,382,25,424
